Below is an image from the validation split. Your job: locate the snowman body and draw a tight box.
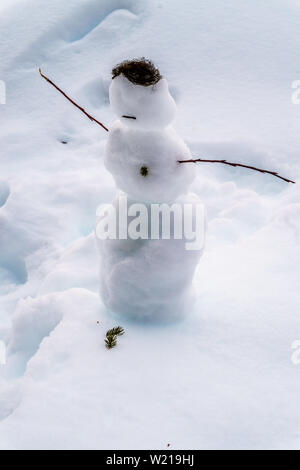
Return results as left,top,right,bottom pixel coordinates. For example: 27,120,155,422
97,70,204,321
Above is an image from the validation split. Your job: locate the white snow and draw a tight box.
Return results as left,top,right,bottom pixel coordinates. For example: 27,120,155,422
109,75,177,130
0,0,299,450
97,191,203,321
101,70,202,321
105,121,194,203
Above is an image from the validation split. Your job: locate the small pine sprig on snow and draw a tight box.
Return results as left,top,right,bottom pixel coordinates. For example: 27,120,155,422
105,334,117,349
105,326,125,349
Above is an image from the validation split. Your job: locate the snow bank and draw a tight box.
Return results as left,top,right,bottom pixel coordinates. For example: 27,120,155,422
0,0,299,451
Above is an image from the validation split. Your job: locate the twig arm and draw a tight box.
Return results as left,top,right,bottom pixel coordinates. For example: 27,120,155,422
38,69,295,184
39,68,109,132
178,158,295,184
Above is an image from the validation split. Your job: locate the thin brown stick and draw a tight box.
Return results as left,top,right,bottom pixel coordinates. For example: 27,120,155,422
178,158,295,184
39,69,295,184
39,68,109,132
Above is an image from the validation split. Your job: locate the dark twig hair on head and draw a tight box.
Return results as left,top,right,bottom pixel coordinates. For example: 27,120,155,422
112,58,162,86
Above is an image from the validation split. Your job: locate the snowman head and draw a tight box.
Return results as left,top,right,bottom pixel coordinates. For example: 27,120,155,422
109,58,177,130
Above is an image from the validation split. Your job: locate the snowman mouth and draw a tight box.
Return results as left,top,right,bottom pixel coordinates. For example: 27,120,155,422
122,115,136,120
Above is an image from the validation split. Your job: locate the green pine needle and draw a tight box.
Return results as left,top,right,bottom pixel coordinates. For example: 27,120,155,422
105,335,117,349
107,326,124,337
105,326,125,349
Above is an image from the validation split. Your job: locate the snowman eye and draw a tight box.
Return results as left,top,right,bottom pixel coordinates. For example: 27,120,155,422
122,115,136,120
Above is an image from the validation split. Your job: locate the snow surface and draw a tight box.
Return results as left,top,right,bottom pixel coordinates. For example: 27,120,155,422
0,0,300,450
105,122,194,203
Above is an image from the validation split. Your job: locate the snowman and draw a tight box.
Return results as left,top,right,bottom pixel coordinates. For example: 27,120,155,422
39,59,292,320
96,59,204,322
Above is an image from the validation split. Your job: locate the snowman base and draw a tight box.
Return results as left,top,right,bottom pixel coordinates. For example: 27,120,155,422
96,192,204,323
